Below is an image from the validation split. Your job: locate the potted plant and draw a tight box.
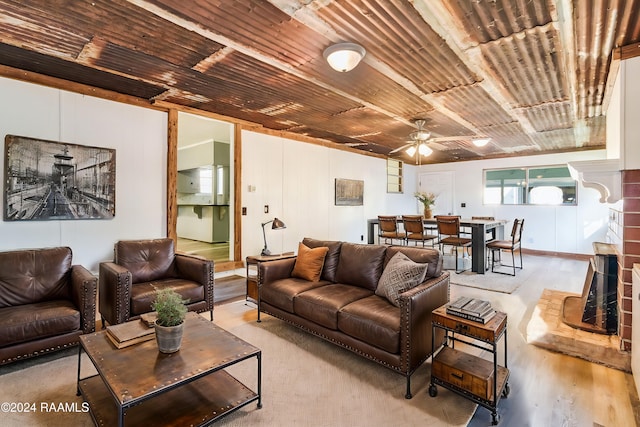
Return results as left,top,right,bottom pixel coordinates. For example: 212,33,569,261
151,288,189,353
415,191,437,218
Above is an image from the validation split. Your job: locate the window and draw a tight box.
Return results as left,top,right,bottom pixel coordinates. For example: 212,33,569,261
387,159,403,193
484,165,576,205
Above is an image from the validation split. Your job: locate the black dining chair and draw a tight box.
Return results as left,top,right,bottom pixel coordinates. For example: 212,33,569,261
487,218,524,276
402,215,438,247
436,215,472,273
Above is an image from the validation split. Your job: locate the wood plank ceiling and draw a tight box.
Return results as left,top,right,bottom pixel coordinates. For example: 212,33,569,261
0,0,638,164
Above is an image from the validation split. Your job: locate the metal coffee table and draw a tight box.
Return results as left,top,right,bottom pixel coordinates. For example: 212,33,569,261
77,312,261,426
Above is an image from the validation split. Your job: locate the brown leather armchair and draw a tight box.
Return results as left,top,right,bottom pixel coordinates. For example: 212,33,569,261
99,238,214,327
0,246,97,365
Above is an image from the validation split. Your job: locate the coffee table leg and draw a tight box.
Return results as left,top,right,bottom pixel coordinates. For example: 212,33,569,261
257,351,262,408
76,345,82,396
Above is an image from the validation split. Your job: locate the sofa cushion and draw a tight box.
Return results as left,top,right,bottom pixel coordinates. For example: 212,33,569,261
291,243,329,282
384,246,443,278
302,238,342,282
130,279,204,316
334,243,387,291
0,300,80,347
115,238,177,284
261,278,329,313
338,295,401,354
375,252,429,306
0,247,73,309
294,284,373,330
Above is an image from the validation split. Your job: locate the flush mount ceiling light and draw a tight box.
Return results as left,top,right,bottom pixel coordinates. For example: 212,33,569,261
323,42,366,72
472,138,491,147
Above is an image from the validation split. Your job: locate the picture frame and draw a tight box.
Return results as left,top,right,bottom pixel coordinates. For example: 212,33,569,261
4,135,116,221
335,178,364,206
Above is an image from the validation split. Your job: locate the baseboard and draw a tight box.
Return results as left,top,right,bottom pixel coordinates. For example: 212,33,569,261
521,248,592,261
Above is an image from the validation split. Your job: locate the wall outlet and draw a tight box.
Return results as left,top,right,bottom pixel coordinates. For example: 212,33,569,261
264,205,269,213
461,202,466,208
242,207,247,215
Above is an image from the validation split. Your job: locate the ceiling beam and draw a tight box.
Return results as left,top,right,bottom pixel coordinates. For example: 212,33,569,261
411,0,540,141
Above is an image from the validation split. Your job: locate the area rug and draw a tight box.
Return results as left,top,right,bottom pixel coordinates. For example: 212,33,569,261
449,254,536,294
0,301,477,427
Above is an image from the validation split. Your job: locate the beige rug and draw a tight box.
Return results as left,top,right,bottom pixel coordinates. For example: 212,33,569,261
0,302,477,426
449,254,535,294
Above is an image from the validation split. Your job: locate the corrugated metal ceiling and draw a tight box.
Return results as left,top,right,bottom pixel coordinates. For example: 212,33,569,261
0,0,637,163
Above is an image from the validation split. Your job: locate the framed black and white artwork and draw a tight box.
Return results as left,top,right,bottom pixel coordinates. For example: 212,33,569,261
4,135,116,221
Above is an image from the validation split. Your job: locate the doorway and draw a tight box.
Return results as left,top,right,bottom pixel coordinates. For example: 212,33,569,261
176,112,234,263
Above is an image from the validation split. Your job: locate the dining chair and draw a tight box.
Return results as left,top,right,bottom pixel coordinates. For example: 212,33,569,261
486,218,524,276
436,215,472,273
378,215,404,245
402,215,438,247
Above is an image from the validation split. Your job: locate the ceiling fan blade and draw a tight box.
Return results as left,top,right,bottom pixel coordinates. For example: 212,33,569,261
388,143,414,154
429,135,474,142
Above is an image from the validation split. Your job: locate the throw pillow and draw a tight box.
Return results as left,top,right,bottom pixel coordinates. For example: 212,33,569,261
291,242,329,282
376,252,429,307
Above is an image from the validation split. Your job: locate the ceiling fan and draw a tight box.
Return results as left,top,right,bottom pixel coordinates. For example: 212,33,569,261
388,119,491,164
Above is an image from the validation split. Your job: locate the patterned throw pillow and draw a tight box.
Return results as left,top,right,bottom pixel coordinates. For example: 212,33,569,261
291,242,329,282
375,252,429,306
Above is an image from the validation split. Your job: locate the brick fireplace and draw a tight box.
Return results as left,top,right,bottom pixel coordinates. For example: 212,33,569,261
527,163,633,371
608,169,640,352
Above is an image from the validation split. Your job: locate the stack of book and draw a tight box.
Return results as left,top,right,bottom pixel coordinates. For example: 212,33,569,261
106,319,155,349
446,296,496,324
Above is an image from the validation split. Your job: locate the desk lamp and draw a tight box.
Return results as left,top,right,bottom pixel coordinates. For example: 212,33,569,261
261,217,286,256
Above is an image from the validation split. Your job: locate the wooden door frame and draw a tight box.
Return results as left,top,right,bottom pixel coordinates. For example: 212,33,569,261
166,108,244,271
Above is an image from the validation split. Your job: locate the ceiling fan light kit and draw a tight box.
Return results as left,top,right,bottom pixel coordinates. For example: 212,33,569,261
418,143,432,156
323,42,366,72
389,118,491,161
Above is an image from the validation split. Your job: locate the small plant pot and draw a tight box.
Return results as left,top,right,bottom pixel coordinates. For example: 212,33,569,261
155,322,184,354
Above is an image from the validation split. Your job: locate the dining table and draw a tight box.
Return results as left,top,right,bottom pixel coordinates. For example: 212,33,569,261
367,217,508,274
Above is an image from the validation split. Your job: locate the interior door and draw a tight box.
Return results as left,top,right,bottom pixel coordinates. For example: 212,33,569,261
418,171,454,216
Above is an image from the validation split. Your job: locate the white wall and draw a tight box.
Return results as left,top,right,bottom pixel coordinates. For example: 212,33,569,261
418,150,610,254
241,130,610,257
622,56,640,170
0,75,613,271
241,130,419,257
0,77,168,272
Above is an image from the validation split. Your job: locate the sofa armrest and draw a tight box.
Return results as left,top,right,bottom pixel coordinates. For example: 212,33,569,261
70,265,98,334
397,271,450,371
99,262,132,326
174,253,214,309
258,257,297,287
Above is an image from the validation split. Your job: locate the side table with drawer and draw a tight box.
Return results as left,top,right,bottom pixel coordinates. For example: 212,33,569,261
429,304,510,425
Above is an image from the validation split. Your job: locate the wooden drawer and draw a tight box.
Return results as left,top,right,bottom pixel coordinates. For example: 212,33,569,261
433,309,506,342
432,347,494,400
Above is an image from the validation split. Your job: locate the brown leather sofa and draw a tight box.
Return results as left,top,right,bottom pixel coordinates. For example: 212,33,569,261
258,238,450,399
99,238,214,327
0,247,97,365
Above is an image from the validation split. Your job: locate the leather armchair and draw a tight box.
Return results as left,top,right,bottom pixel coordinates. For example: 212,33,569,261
0,247,97,365
99,238,214,327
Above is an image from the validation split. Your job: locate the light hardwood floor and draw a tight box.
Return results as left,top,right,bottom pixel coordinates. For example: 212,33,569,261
460,254,640,426
176,237,230,262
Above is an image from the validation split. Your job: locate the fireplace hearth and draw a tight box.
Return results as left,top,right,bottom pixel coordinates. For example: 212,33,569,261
561,242,618,334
